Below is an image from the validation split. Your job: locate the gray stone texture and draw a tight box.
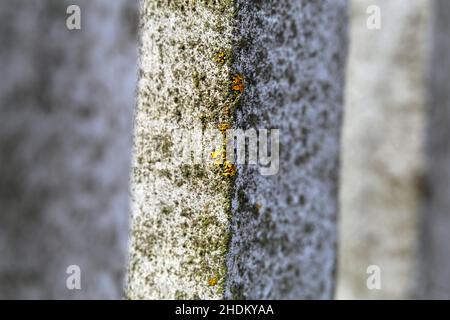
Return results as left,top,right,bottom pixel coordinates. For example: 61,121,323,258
225,0,348,300
127,0,348,299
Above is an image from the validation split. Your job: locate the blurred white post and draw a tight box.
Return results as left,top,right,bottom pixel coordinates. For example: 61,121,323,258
338,0,430,299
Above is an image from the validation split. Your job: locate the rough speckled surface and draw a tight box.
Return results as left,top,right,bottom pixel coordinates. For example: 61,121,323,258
126,0,236,300
127,0,348,299
0,0,138,299
337,0,429,300
225,0,348,299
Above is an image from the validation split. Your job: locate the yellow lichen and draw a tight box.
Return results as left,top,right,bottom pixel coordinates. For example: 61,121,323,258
211,149,236,177
218,123,231,133
232,74,244,93
211,148,225,167
211,148,224,160
223,161,237,177
208,277,218,286
215,51,226,64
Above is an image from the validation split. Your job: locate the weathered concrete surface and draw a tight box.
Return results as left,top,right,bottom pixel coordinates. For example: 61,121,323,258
126,0,236,300
0,0,138,299
225,0,348,299
416,0,450,299
337,0,430,299
127,0,348,299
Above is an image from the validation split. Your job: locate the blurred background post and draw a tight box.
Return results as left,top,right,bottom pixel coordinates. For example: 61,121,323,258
337,0,430,299
0,0,138,299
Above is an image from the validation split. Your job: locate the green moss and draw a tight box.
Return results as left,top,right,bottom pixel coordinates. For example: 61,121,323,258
129,0,239,299
179,164,207,182
157,169,172,179
175,291,188,300
198,112,207,125
230,283,245,300
215,48,233,67
180,208,193,217
231,95,242,115
192,72,203,89
161,206,172,216
153,134,173,157
247,113,259,128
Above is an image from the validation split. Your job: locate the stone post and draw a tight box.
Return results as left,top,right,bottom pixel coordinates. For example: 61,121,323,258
127,0,348,299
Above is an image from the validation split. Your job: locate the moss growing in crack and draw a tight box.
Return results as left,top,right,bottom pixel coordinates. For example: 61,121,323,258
215,268,227,294
230,94,242,116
